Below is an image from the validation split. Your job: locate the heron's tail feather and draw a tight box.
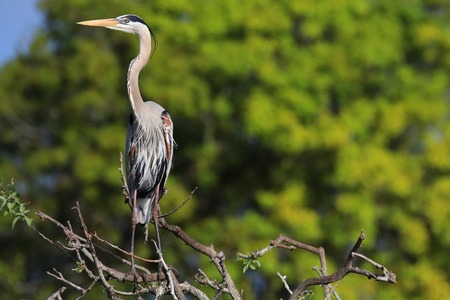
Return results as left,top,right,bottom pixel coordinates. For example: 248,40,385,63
136,197,153,225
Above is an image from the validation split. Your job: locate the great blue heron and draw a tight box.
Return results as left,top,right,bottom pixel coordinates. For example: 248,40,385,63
77,14,174,284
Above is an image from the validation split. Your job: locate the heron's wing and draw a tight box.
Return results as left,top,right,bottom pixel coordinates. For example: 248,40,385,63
162,111,174,170
126,110,173,202
125,114,135,190
125,112,160,194
160,111,174,198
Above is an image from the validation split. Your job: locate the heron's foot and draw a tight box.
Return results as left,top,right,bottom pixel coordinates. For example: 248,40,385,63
157,261,163,284
123,268,144,292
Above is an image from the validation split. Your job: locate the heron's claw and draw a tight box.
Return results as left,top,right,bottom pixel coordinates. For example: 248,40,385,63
157,262,162,284
123,268,143,292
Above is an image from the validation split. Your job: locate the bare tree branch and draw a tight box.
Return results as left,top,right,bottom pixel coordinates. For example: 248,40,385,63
36,199,240,299
276,272,293,295
236,230,396,300
351,252,398,283
47,268,87,293
312,266,341,300
118,152,132,209
157,217,242,299
290,230,396,300
161,187,198,217
36,160,396,300
47,287,66,300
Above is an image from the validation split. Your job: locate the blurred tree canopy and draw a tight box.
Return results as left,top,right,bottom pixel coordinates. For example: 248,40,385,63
0,0,449,299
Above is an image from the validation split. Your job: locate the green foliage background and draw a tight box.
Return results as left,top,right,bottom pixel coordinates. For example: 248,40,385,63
0,0,449,299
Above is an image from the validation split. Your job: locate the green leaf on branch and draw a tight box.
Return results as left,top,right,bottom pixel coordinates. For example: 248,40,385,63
0,179,35,230
238,253,261,273
299,291,314,299
72,261,86,273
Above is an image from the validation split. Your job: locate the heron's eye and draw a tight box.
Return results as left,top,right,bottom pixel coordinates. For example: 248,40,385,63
124,18,130,23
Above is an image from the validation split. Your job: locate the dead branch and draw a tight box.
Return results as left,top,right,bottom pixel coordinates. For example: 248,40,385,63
118,152,132,209
152,239,186,300
36,200,232,299
312,266,341,300
34,155,396,299
36,209,165,282
238,233,330,297
161,186,198,217
237,230,396,300
47,268,90,293
47,287,66,300
157,216,242,299
351,252,398,283
92,232,159,265
276,272,293,295
290,230,396,300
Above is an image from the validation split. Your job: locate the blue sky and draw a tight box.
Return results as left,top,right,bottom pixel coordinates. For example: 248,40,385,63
0,0,43,67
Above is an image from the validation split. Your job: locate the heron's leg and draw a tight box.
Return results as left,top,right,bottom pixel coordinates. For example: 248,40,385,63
153,186,162,251
152,185,162,281
128,189,139,291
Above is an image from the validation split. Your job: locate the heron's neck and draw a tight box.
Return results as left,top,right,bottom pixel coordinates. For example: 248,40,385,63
127,30,152,115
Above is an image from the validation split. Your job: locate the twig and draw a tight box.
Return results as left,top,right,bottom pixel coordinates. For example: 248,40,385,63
276,272,293,295
325,281,340,300
36,211,87,243
312,266,340,300
75,280,98,300
194,269,220,289
118,152,132,209
345,230,365,267
36,229,76,260
161,187,198,217
152,239,187,299
351,252,397,283
92,232,159,264
47,287,66,300
211,289,224,300
47,268,86,292
194,269,232,299
237,234,323,260
153,239,179,300
179,282,209,300
144,223,149,244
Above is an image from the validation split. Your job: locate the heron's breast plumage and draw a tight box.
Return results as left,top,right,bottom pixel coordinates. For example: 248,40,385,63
127,110,171,191
125,103,174,224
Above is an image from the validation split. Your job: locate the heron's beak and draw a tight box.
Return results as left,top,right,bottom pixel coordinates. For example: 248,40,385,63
77,18,119,27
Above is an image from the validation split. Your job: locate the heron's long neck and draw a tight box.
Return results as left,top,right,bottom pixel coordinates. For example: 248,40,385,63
127,30,152,115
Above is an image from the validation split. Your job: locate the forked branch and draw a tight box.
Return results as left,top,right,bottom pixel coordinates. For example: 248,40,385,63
238,230,396,300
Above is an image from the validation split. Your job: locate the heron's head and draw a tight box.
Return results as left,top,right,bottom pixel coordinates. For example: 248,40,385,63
78,14,148,34
77,14,157,53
